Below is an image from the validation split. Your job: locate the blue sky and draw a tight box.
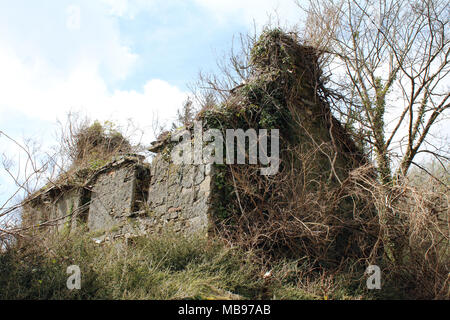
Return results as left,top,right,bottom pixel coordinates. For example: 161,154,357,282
0,0,304,215
0,0,303,135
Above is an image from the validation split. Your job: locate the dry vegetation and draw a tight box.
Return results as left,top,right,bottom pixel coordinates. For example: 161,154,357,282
194,27,449,299
56,115,135,181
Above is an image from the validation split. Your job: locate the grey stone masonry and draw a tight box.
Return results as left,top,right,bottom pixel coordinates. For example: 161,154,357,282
22,152,214,240
53,188,87,232
145,154,214,235
87,156,150,235
22,186,88,233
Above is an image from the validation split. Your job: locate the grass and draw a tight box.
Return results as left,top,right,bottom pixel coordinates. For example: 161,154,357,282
0,231,259,300
0,230,380,300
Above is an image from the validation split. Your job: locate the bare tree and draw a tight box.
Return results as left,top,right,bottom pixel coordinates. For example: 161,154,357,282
302,0,449,185
0,130,56,239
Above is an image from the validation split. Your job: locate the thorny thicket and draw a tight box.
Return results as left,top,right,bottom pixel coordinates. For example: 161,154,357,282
193,28,448,299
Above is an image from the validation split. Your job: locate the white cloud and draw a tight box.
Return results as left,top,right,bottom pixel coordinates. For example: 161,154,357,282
0,45,186,140
193,0,303,27
0,0,186,141
0,1,138,82
101,0,130,17
100,0,304,28
100,0,160,19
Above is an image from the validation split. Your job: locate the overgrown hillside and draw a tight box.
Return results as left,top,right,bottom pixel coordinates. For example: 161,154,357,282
0,230,385,300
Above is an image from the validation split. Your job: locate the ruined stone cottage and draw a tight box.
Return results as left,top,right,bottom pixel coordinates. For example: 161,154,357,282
23,152,215,241
22,30,366,243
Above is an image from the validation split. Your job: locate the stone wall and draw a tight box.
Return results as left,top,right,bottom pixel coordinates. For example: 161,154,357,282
53,188,88,232
85,154,214,240
23,153,215,240
22,186,89,233
87,158,150,234
146,154,214,235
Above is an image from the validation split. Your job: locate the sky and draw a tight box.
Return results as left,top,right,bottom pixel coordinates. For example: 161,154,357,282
0,0,304,218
